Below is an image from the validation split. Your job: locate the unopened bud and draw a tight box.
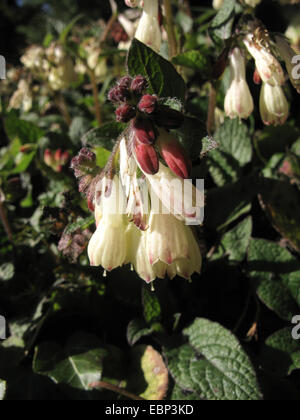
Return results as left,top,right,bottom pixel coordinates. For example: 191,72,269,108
132,118,157,144
138,94,158,114
115,104,136,122
253,68,262,85
134,139,159,175
118,75,132,89
157,129,191,179
131,75,148,95
108,84,130,103
44,149,54,167
70,148,97,178
154,105,184,129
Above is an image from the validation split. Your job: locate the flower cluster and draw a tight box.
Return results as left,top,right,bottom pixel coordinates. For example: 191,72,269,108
222,21,300,126
44,149,70,173
71,76,203,283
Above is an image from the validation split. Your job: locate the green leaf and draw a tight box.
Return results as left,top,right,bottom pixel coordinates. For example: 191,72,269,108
33,333,108,393
171,383,198,400
184,318,262,400
259,178,300,253
142,285,162,324
176,116,207,160
213,216,253,262
208,118,252,186
127,345,168,400
82,122,125,150
69,116,91,147
59,14,84,44
261,328,300,376
0,262,15,281
9,151,36,175
0,380,6,400
4,113,45,144
210,0,236,42
127,319,153,346
248,239,300,319
94,147,111,169
172,49,212,76
127,38,186,102
64,215,95,235
205,174,258,230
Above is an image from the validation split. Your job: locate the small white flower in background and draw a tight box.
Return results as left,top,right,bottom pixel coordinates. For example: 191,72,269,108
212,0,224,9
88,176,128,271
134,0,161,52
244,0,261,7
224,47,254,120
8,79,32,112
243,33,285,86
259,82,289,126
20,45,45,71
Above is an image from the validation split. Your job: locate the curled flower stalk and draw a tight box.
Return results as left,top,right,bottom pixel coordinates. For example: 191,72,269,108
71,75,203,283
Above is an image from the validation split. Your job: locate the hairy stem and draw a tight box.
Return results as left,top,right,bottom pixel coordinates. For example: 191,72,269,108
88,69,102,126
206,82,217,135
163,0,178,58
54,92,71,126
89,381,145,400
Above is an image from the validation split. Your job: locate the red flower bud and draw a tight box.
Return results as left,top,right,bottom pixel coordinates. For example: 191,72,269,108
115,104,136,122
134,138,159,175
131,75,148,95
138,94,158,114
253,68,262,85
118,75,133,89
154,105,184,129
132,118,157,144
54,149,62,162
108,84,130,103
157,130,191,179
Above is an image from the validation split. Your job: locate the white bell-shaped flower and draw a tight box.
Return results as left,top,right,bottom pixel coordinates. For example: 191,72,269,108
259,82,289,126
224,48,254,119
135,0,161,52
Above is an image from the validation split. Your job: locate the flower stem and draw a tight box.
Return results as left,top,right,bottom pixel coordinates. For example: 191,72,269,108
206,82,217,135
54,92,71,126
163,0,178,58
88,69,102,126
89,381,145,400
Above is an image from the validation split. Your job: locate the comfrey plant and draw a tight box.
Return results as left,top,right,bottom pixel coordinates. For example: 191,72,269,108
218,16,300,126
71,74,203,284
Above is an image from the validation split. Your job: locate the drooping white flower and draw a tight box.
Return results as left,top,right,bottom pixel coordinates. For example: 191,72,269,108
213,0,224,9
20,45,45,71
143,163,204,226
244,0,261,7
224,48,254,119
8,79,32,112
88,176,128,271
135,0,161,52
259,82,289,126
243,33,285,86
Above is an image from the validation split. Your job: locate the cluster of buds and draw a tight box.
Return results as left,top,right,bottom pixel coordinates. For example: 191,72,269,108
44,149,70,173
108,75,189,179
125,0,162,53
221,20,300,126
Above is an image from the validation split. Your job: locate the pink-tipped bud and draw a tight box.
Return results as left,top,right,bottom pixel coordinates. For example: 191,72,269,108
61,151,70,165
132,118,157,145
118,75,132,89
131,75,148,95
157,130,191,179
253,68,262,85
54,149,63,162
154,105,184,129
115,103,136,122
138,94,158,114
44,149,54,167
108,84,130,103
134,138,159,175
